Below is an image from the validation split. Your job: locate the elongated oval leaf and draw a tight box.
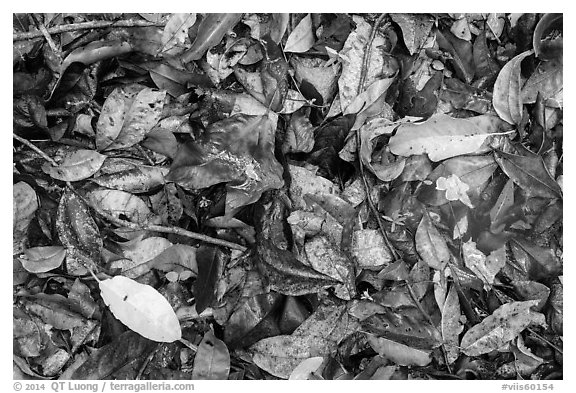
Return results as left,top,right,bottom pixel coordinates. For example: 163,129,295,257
284,14,315,53
92,166,168,193
56,189,101,275
99,275,181,342
389,114,510,162
492,50,533,124
415,213,449,270
194,246,226,313
460,300,546,356
13,182,38,253
192,330,230,380
494,150,562,199
367,335,431,366
441,285,463,364
61,40,132,75
182,13,242,62
42,149,106,181
20,246,66,273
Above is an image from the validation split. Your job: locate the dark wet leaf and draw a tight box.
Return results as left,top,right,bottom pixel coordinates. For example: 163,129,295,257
533,14,563,61
71,331,156,379
473,30,500,79
509,238,562,281
494,150,562,199
56,189,102,275
255,237,338,296
436,29,475,83
194,246,227,313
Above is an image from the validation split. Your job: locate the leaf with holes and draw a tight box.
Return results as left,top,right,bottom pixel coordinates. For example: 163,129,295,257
192,330,230,380
42,149,106,182
99,275,181,342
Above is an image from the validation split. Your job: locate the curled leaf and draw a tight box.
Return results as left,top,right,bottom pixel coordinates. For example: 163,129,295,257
284,14,315,53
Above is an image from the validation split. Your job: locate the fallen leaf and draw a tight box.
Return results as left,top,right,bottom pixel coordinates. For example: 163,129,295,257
192,330,230,380
494,150,562,199
390,14,435,55
284,14,315,53
42,149,106,182
61,40,132,75
20,246,66,273
351,229,394,269
71,331,156,379
87,188,153,224
96,85,166,151
289,357,324,380
194,246,227,313
182,13,243,62
389,114,511,162
13,182,38,253
366,335,431,367
99,275,181,342
415,213,449,270
492,50,533,125
460,300,546,356
161,13,196,53
92,165,168,193
56,189,102,275
441,285,463,364
521,60,563,105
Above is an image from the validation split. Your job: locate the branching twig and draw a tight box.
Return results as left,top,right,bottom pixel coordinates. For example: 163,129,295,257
354,14,399,260
13,19,164,41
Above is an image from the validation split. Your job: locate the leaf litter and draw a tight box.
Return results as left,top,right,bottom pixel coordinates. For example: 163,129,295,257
13,12,562,381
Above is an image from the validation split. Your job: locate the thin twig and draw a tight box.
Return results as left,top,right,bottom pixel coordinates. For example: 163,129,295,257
14,19,164,41
88,198,247,252
31,14,59,55
13,133,58,166
354,14,399,260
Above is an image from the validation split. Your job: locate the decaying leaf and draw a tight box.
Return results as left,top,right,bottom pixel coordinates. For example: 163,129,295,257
13,182,38,253
441,285,463,364
42,149,106,182
19,246,66,273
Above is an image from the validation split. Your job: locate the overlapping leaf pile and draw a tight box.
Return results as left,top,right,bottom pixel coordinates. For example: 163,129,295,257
13,13,562,380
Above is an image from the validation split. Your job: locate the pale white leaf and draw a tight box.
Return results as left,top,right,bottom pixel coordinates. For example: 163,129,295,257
441,285,464,364
463,240,506,287
99,275,181,342
415,213,449,270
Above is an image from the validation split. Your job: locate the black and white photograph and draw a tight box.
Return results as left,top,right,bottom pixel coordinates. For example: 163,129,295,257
12,11,564,384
